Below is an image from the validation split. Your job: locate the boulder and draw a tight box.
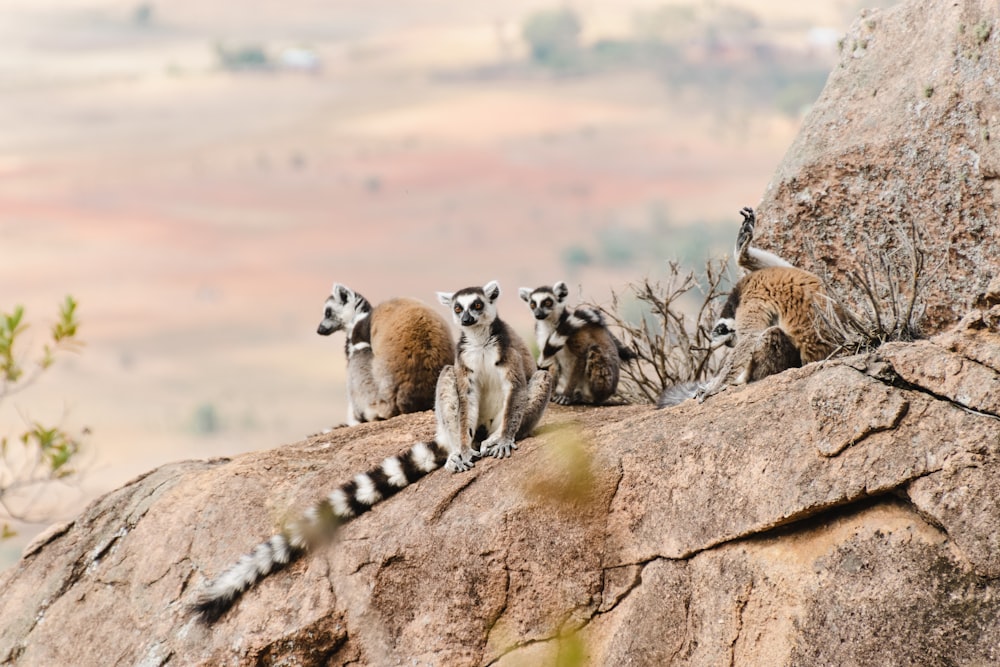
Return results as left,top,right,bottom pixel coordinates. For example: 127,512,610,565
758,0,1000,332
0,307,997,666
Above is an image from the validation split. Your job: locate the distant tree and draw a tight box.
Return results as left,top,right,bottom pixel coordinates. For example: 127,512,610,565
1,297,84,539
561,244,594,272
132,3,154,27
215,43,271,71
193,403,219,435
522,8,582,68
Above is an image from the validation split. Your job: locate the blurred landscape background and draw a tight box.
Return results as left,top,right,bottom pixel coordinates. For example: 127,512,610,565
0,0,891,565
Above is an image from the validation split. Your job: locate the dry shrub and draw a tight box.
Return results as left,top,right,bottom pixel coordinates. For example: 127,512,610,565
593,221,929,405
815,220,929,355
595,258,731,404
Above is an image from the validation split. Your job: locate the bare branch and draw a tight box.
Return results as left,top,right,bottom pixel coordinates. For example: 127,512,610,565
595,258,732,404
815,220,929,354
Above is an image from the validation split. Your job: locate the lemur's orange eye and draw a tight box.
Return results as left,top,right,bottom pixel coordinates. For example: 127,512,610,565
454,305,462,314
472,300,484,311
530,301,537,309
543,299,553,308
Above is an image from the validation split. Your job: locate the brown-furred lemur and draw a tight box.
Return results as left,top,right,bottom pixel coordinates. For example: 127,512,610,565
658,207,838,407
317,284,454,426
519,281,635,405
192,281,550,622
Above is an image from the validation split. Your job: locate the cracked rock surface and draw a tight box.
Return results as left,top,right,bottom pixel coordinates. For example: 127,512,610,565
0,309,998,666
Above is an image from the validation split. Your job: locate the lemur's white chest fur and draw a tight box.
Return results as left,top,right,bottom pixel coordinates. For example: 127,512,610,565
460,332,507,433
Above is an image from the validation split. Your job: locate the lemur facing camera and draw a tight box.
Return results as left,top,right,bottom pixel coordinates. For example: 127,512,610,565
435,280,552,467
317,284,454,426
657,207,838,408
192,281,550,623
519,281,635,405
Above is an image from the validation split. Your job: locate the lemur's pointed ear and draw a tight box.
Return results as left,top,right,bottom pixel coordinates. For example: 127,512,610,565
483,281,501,303
436,292,454,308
332,283,353,304
518,287,532,303
553,281,569,301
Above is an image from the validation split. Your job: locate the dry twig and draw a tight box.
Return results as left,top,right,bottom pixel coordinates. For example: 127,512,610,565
595,259,731,404
815,219,929,354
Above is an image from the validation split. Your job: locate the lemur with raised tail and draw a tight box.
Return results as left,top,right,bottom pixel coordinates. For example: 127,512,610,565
191,281,550,622
317,284,454,426
519,281,635,405
657,207,836,407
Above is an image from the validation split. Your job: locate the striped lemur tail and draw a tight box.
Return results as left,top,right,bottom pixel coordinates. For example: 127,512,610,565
190,440,448,622
539,307,603,366
655,381,703,409
539,307,635,366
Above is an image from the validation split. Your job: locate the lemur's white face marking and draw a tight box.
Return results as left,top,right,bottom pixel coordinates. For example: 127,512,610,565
711,317,737,348
518,281,569,322
438,281,500,329
317,283,358,336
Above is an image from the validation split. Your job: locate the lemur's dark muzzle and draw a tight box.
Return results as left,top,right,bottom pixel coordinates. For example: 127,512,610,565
461,313,477,326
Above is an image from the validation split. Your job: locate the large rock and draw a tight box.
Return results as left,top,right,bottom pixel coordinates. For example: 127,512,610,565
0,307,998,666
758,0,1000,331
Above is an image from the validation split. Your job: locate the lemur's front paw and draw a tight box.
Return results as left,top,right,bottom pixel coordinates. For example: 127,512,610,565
444,451,476,472
551,393,574,405
482,435,517,459
696,386,721,403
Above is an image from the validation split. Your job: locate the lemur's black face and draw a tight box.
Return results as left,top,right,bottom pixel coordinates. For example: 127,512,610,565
453,295,487,327
317,296,350,336
521,287,562,321
439,282,501,329
711,318,737,347
529,293,556,320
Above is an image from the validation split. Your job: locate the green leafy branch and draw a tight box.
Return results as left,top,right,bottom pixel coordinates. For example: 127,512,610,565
1,296,85,538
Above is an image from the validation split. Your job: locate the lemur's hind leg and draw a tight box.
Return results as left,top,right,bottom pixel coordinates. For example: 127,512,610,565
755,326,803,373
698,326,801,402
552,356,585,405
516,370,552,439
435,366,477,472
584,345,618,404
481,369,551,459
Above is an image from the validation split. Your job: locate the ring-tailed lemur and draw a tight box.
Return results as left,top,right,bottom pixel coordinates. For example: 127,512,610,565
191,281,550,622
657,207,836,407
708,206,794,348
436,281,552,467
518,281,635,405
317,285,454,426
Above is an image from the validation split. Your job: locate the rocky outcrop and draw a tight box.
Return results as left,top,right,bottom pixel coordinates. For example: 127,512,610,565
0,306,997,666
758,0,1000,331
